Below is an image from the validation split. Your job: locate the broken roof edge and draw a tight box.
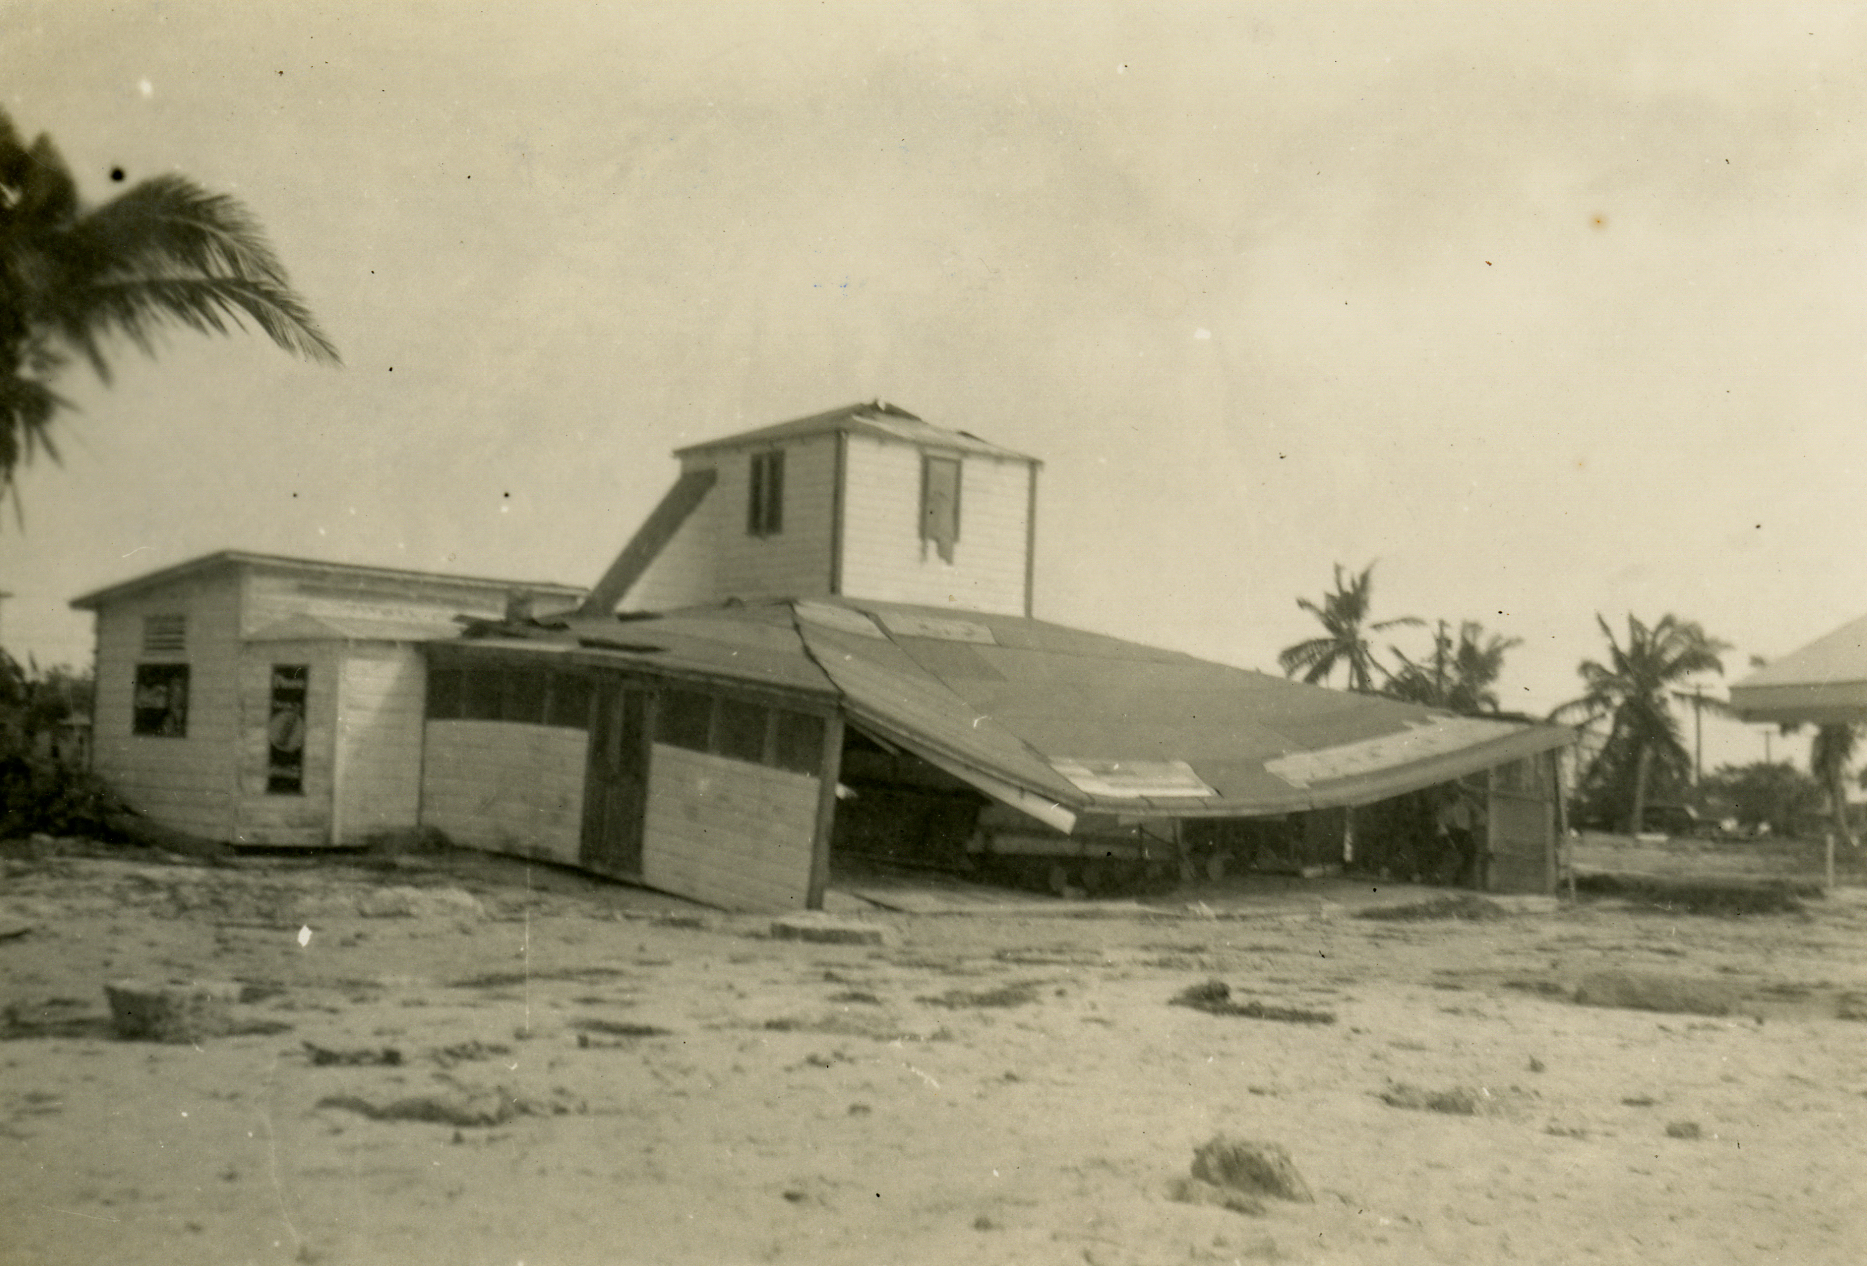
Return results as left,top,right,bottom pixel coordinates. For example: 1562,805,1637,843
671,401,1041,465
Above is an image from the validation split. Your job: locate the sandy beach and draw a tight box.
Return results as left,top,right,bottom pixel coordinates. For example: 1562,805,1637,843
4,838,1865,1266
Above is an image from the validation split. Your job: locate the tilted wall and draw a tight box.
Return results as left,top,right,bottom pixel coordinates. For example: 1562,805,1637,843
641,743,821,910
420,720,589,864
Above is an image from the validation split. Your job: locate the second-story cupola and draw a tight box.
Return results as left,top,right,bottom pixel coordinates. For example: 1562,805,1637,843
582,402,1041,618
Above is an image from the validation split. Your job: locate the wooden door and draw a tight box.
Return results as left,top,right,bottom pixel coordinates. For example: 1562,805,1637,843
581,681,647,877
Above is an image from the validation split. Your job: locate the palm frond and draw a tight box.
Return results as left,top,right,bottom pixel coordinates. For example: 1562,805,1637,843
64,271,340,367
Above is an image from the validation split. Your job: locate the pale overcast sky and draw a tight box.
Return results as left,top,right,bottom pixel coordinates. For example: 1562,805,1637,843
5,2,1865,773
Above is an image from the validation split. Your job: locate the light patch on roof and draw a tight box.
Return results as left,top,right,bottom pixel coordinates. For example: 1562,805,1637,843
877,612,998,644
1265,715,1520,788
1049,758,1218,799
796,601,886,639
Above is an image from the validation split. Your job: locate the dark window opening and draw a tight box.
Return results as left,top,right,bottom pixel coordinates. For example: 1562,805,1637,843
267,664,308,794
747,449,784,537
503,668,548,725
716,698,769,764
426,667,464,720
921,454,961,563
656,689,714,751
773,711,826,776
462,668,504,721
546,674,593,729
132,663,189,737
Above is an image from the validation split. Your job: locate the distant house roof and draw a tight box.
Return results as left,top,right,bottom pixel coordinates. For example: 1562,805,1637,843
673,401,1040,465
1730,611,1867,724
448,596,1571,832
70,550,586,611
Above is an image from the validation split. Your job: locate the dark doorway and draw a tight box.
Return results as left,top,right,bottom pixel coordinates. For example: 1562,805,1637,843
581,680,648,877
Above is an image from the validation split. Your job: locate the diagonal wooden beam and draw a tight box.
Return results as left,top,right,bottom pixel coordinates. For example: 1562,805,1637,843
577,467,717,618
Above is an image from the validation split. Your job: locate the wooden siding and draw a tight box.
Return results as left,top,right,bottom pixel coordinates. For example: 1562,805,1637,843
334,647,427,843
1487,756,1556,894
629,436,837,609
232,641,338,845
241,568,521,634
838,436,1031,614
90,572,244,840
420,720,589,863
642,742,820,910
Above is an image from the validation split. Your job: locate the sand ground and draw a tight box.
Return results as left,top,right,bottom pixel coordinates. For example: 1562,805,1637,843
3,838,1866,1266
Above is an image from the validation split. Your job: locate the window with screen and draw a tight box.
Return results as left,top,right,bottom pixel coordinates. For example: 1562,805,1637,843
656,689,714,752
266,665,308,794
747,449,784,537
132,663,190,737
921,454,961,563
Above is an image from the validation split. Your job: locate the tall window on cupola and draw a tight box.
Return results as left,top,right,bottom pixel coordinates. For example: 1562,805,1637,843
921,454,961,562
747,450,784,537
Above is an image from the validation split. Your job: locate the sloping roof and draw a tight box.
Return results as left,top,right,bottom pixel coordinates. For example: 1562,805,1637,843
70,550,586,610
455,597,1571,829
441,603,839,703
673,401,1039,465
1730,611,1867,724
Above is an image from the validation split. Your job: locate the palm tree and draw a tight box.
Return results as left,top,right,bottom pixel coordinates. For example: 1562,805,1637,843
1555,613,1729,835
1810,723,1858,847
1,109,338,507
1385,619,1522,713
1277,562,1421,693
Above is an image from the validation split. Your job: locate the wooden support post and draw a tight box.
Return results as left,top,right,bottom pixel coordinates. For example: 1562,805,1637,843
805,711,846,910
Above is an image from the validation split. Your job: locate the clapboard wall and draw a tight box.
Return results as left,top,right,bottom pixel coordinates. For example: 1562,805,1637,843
838,436,1032,615
641,742,822,910
90,571,245,841
420,720,589,864
629,435,839,609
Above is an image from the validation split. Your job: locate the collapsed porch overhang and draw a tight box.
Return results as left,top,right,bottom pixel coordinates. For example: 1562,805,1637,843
792,598,1574,832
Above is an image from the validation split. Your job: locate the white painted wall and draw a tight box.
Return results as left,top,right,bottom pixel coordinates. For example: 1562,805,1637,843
91,572,244,840
628,435,837,609
420,720,589,863
838,436,1032,614
232,640,339,846
334,646,427,843
641,742,820,910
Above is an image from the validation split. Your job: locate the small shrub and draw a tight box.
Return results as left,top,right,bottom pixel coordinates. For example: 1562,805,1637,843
0,754,125,840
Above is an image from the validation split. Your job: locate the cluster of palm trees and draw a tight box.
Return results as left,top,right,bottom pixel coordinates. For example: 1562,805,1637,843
1,108,337,512
1277,562,1858,841
1275,563,1521,713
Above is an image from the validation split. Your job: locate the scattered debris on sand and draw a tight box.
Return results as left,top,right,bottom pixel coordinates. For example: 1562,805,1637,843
770,913,890,945
103,979,243,1042
1573,970,1738,1017
303,1041,402,1066
1170,979,1336,1024
918,982,1040,1009
316,1083,584,1127
1573,873,1812,915
1168,1135,1314,1216
1355,893,1511,922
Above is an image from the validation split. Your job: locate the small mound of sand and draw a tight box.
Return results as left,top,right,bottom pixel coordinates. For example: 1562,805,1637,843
1356,894,1511,922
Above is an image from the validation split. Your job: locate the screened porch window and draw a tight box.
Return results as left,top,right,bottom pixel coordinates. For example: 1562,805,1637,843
132,663,189,737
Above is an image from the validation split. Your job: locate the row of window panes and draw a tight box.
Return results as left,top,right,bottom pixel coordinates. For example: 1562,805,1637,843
425,667,824,777
426,666,594,729
655,688,825,777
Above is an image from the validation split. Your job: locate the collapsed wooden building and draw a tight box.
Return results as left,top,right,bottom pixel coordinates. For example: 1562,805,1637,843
74,402,1572,908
